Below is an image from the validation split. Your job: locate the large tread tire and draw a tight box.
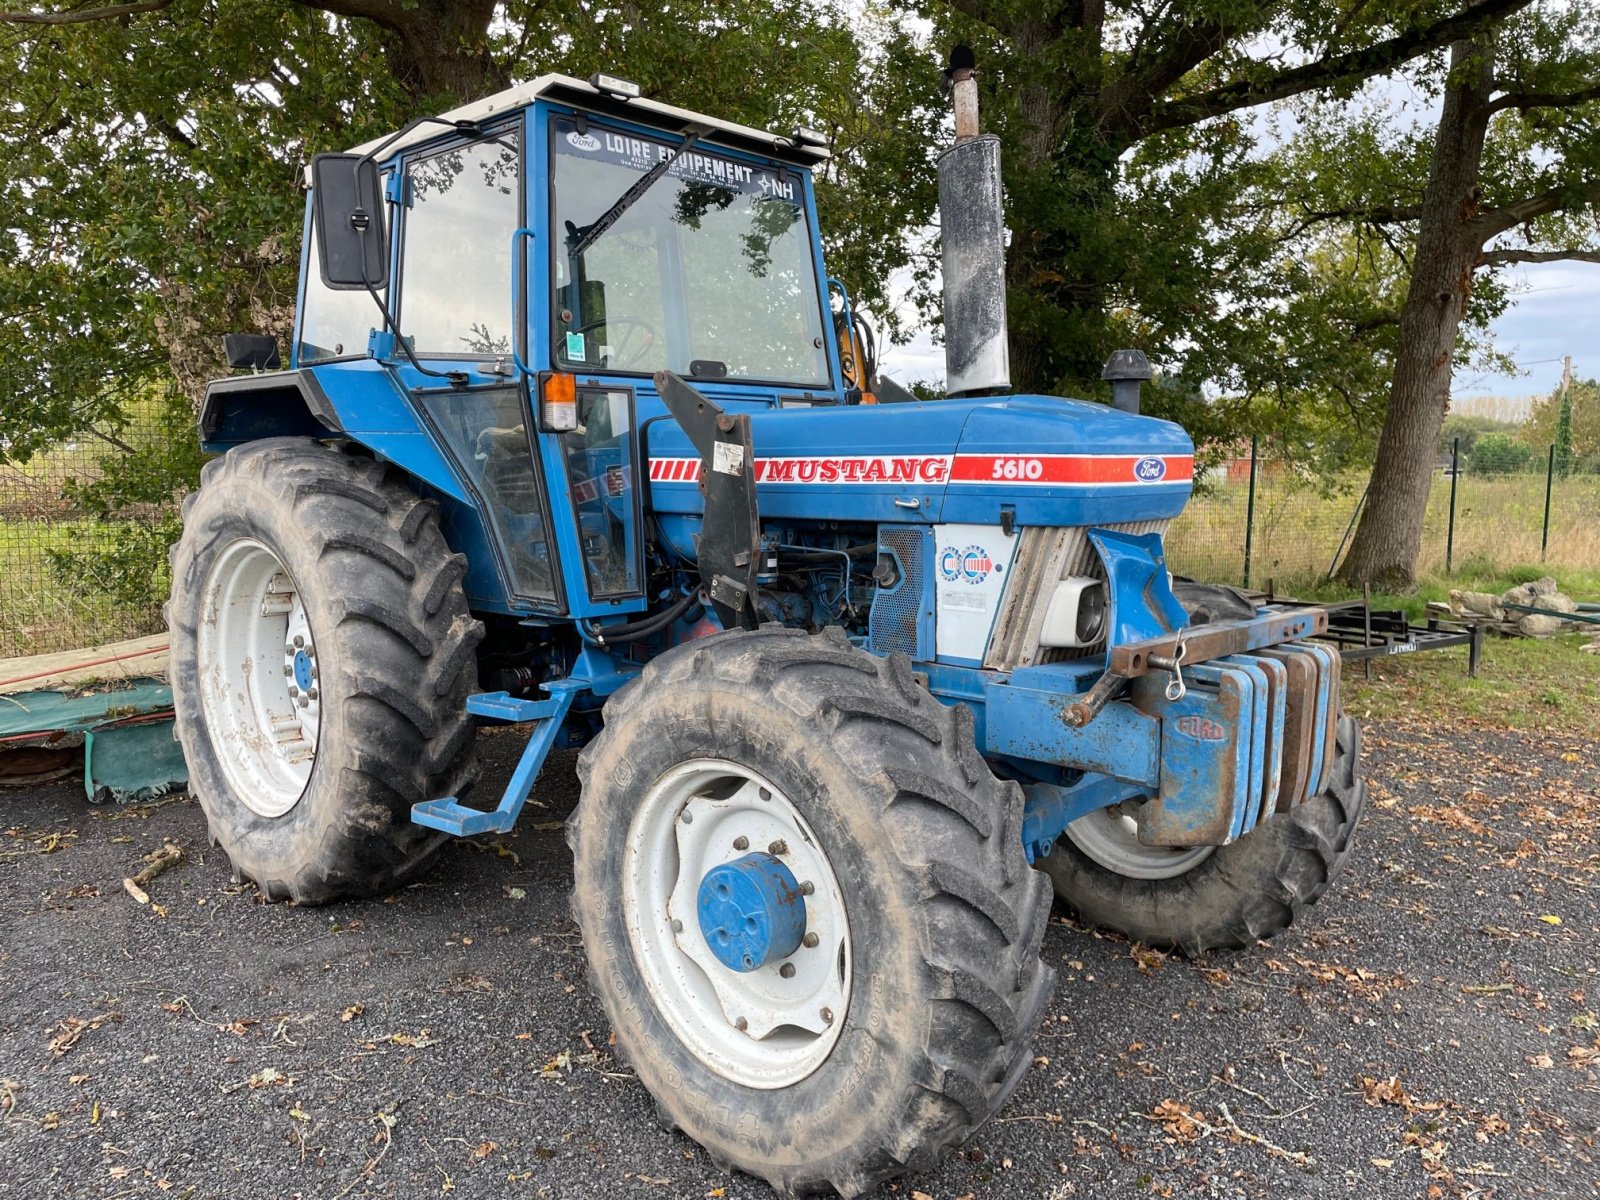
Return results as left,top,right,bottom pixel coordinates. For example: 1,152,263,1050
166,437,481,904
568,626,1054,1198
1039,715,1365,954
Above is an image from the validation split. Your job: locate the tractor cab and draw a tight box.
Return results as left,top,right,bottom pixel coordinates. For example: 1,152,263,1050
259,74,840,623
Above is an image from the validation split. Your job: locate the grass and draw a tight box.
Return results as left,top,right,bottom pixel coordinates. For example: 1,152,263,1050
0,519,166,659
1342,632,1600,738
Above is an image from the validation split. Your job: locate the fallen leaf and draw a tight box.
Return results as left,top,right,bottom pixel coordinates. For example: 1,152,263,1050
1538,915,1562,926
341,1004,365,1023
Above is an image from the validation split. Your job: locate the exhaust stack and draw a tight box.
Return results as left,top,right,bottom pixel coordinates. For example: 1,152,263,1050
939,45,1011,396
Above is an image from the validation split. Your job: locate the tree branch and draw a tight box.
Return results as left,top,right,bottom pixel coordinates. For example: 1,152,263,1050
0,0,170,24
1474,178,1600,238
1139,0,1534,139
1488,81,1600,114
1479,248,1600,266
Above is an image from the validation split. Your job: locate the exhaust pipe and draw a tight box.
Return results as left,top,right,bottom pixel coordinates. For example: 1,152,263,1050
939,45,1011,396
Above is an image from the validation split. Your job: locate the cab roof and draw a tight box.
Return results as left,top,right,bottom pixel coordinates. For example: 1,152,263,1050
347,73,830,168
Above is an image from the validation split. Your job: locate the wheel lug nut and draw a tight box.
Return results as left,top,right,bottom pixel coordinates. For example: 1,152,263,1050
802,932,819,949
307,689,318,701
768,839,787,855
779,963,796,979
298,696,310,709
670,918,683,933
732,835,749,851
680,810,693,824
820,1007,834,1024
799,880,815,896
734,1016,748,1032
293,635,305,648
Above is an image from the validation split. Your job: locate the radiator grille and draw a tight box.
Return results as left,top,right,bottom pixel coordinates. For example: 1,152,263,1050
983,521,1170,670
869,525,929,659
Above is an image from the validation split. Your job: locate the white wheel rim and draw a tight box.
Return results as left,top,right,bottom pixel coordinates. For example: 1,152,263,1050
622,759,851,1089
195,538,320,819
1065,803,1215,881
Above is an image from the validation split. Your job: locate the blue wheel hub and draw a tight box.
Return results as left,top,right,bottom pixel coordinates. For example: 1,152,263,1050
696,852,807,972
291,648,314,692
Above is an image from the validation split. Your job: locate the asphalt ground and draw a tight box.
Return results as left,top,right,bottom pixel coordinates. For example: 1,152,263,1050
2,720,1597,1200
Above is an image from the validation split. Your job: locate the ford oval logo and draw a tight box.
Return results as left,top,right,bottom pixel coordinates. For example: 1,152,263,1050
1133,456,1167,482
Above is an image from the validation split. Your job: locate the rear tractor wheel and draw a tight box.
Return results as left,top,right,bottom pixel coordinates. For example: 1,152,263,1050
166,437,481,903
569,626,1053,1197
1039,716,1366,953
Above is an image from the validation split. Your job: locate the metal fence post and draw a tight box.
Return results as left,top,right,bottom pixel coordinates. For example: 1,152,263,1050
1242,435,1258,589
1541,443,1555,562
1446,436,1459,575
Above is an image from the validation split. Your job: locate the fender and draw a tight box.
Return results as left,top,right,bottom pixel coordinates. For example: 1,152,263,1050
198,370,343,451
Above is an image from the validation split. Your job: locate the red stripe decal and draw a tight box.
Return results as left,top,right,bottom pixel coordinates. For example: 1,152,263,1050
644,454,1193,486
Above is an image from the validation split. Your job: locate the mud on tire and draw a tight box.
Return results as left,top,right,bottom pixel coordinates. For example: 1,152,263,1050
166,437,481,903
568,626,1055,1198
1039,716,1366,954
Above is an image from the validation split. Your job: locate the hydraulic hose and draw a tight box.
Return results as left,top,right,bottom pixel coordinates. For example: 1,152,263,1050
584,590,703,645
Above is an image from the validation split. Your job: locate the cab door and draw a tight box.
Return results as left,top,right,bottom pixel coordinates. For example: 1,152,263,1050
384,122,565,612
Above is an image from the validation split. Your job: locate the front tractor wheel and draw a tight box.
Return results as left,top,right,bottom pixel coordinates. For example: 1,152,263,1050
569,627,1053,1198
1040,716,1366,954
166,438,482,903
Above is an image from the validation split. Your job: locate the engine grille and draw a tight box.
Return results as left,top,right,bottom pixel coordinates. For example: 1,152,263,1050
983,521,1170,670
869,525,930,659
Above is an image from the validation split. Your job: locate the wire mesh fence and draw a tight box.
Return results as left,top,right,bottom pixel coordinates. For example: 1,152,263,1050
0,394,193,660
3,419,1598,661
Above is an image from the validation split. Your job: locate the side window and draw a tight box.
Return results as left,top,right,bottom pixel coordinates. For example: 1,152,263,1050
418,384,557,605
561,388,641,598
399,133,522,356
298,203,388,363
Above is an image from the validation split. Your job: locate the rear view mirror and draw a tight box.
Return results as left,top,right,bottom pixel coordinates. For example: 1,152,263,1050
310,154,389,290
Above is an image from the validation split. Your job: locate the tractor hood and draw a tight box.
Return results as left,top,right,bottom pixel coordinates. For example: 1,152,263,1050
644,393,1194,529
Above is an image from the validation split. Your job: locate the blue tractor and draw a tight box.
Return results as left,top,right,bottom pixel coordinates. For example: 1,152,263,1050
169,60,1365,1198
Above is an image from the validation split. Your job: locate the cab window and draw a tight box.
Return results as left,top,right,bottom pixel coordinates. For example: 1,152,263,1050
399,132,522,356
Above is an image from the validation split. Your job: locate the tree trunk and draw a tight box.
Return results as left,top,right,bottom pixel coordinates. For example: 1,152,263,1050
1336,36,1496,588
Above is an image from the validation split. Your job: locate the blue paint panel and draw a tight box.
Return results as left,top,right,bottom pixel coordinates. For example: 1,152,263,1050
1088,528,1190,647
1020,773,1144,863
1130,664,1255,845
1226,653,1287,825
643,395,1194,529
983,663,1162,789
867,525,935,659
1219,656,1268,835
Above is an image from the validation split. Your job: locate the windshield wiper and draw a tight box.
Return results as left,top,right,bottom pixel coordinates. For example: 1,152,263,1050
568,124,711,259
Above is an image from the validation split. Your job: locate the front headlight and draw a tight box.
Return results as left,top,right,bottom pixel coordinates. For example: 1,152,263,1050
1038,576,1107,648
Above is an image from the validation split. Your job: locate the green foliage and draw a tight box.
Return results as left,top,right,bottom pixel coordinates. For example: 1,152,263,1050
45,385,205,610
1469,431,1538,476
1523,378,1600,467
1441,412,1522,459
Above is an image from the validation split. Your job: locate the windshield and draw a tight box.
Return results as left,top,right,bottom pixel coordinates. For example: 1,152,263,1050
550,115,830,387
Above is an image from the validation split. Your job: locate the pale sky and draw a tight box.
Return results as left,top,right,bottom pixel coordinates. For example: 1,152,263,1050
878,257,1600,402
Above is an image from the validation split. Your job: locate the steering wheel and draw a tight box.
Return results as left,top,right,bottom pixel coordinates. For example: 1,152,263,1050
572,316,657,370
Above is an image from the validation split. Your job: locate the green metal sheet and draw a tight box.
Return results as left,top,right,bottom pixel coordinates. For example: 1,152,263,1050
1,681,184,802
